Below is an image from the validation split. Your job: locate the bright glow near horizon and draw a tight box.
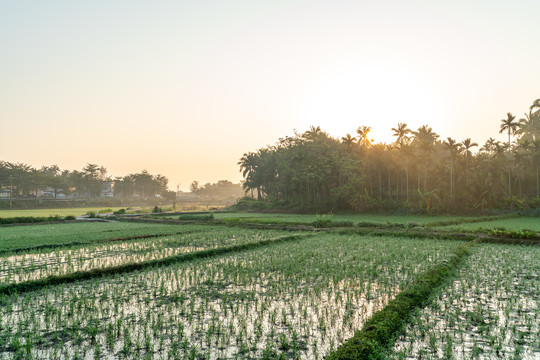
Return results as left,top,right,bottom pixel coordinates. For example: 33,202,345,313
1,1,539,190
300,63,441,144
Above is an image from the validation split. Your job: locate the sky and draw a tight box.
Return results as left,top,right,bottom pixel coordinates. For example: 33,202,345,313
1,0,539,190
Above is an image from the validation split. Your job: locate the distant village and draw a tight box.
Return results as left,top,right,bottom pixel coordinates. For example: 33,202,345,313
0,162,244,208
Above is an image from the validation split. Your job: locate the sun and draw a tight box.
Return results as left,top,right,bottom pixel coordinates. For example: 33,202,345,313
300,63,439,144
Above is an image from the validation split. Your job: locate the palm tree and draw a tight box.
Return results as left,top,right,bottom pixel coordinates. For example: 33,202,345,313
500,112,519,148
530,98,540,112
412,125,439,193
305,125,322,138
461,138,478,186
356,126,372,147
391,123,411,146
499,112,519,197
443,138,461,204
341,134,356,147
518,110,540,142
480,137,497,154
238,152,260,198
529,139,540,198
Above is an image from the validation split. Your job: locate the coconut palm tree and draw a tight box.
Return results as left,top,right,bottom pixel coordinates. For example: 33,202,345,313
238,152,260,198
356,126,372,147
500,112,519,148
518,110,540,142
341,134,356,147
443,138,461,204
412,125,439,193
461,138,478,187
530,98,540,112
391,123,411,146
480,137,497,154
499,112,519,197
305,125,323,139
532,139,540,198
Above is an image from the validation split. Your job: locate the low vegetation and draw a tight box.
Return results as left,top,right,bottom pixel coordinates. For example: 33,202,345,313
0,210,537,359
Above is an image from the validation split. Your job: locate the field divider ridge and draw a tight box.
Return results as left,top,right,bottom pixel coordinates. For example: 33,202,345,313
0,233,313,296
327,240,476,360
113,216,540,244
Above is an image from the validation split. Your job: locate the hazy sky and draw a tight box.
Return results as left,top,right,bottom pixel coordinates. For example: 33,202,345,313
1,0,539,190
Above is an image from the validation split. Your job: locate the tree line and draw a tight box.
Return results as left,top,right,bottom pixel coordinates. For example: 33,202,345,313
239,99,540,213
188,180,246,200
0,163,173,201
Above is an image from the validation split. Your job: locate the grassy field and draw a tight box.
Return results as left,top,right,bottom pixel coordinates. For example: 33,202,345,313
0,207,125,218
0,211,537,359
209,212,469,225
436,216,540,231
0,222,188,253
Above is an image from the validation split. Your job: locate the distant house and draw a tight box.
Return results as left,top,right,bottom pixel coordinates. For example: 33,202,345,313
100,181,115,198
0,189,10,199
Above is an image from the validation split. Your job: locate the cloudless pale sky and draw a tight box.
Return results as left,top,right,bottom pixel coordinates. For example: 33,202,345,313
1,0,539,190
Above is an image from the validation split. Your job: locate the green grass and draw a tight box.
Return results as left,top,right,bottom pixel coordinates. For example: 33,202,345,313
0,207,125,218
0,222,195,253
158,211,490,227
438,216,540,231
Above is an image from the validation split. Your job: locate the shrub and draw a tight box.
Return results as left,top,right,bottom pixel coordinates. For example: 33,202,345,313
229,197,270,211
0,216,67,225
311,219,354,228
113,209,126,215
178,214,214,221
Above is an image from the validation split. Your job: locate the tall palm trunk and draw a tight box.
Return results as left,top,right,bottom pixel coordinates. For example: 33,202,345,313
450,160,454,204
388,170,391,200
406,166,409,201
508,129,512,198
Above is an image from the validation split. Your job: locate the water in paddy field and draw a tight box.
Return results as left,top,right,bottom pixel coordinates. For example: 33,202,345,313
0,235,462,359
390,244,540,360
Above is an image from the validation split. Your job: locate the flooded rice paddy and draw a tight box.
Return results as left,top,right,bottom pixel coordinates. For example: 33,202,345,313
0,234,461,359
390,243,540,360
0,228,290,284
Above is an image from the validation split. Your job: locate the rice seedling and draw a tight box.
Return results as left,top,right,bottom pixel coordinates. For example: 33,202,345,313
0,232,463,359
0,228,293,285
389,243,540,359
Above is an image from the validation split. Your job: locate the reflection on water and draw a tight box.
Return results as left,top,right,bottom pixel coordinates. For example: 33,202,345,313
0,235,460,359
391,244,539,360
